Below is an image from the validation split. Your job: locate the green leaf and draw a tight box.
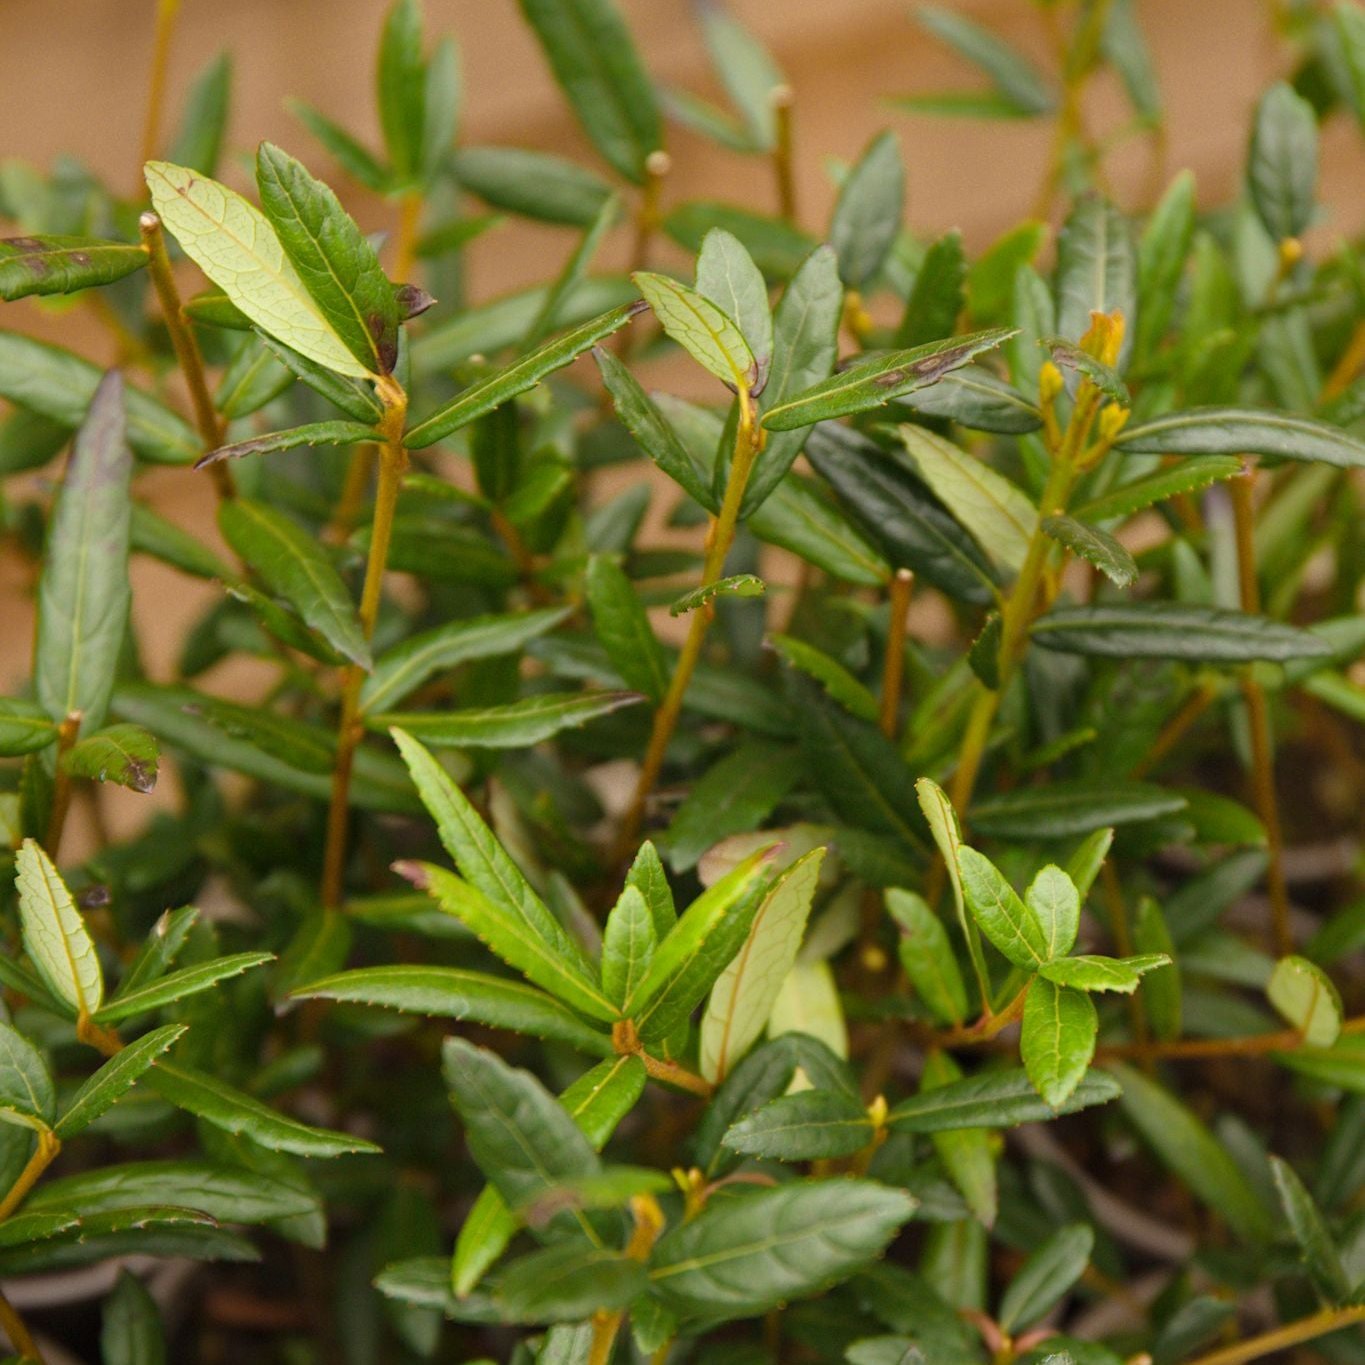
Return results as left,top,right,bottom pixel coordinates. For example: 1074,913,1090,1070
1031,603,1333,663
255,142,399,375
701,849,825,1083
915,6,1055,114
498,1241,648,1322
1266,955,1342,1046
518,0,662,183
374,691,642,750
453,146,612,227
405,301,642,449
887,1067,1120,1132
415,864,617,1022
1055,195,1136,370
93,953,274,1025
886,890,968,1027
523,193,621,346
768,959,847,1058
1115,407,1365,469
1133,898,1180,1040
291,965,613,1055
649,1180,914,1320
0,1019,55,1132
664,202,818,281
145,161,370,377
830,131,905,288
898,424,1035,572
898,230,966,348
168,50,232,175
1042,337,1130,405
444,1038,599,1214
916,777,989,1004
1110,1063,1274,1242
1040,515,1138,587
101,1270,166,1365
625,841,676,940
1027,865,1081,961
0,1207,251,1275
34,370,131,733
288,100,390,192
1021,978,1097,1109
601,886,656,1008
0,334,198,465
1135,169,1195,363
921,1050,996,1227
213,335,294,419
0,234,148,301
956,847,1048,969
721,1088,870,1161
633,271,756,391
997,1224,1093,1332
763,328,1014,431
148,1060,379,1158
628,850,776,1042
697,228,774,388
670,573,765,616
1075,458,1243,524
1248,83,1318,243
202,419,378,469
585,556,667,703
806,427,990,600
750,471,890,588
743,244,844,512
392,728,602,984
769,635,880,724
258,331,385,422
0,699,57,757
218,498,370,668
897,366,1041,435
699,4,784,149
54,1024,186,1139
377,0,425,182
594,346,714,506
14,839,102,1019
1269,1155,1351,1303
970,781,1187,839
60,724,158,794
1039,954,1170,994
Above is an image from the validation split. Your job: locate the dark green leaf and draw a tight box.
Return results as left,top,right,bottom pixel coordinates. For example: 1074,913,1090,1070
1115,407,1365,469
374,691,642,749
585,555,668,703
101,1270,166,1365
1269,1155,1350,1302
1055,196,1136,371
898,230,966,348
498,1242,648,1322
168,51,232,175
0,699,57,758
887,1067,1120,1133
94,952,274,1025
896,366,1041,435
1248,83,1318,242
886,889,968,1026
454,146,613,226
916,6,1055,114
997,1224,1093,1332
55,1024,186,1139
722,1088,871,1161
970,781,1187,839
0,234,147,300
830,131,904,289
1041,515,1138,587
377,0,425,182
60,724,159,793
1031,603,1334,663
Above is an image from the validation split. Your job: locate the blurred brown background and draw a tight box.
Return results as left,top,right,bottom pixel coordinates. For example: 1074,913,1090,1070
1,0,1361,815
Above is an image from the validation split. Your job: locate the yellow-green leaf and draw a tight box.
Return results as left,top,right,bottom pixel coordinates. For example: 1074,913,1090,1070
14,839,103,1019
633,270,756,391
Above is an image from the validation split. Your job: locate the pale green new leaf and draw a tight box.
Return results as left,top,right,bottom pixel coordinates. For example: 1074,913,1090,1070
633,270,757,390
1038,954,1170,994
1266,955,1342,1047
1026,865,1080,960
15,839,103,1019
601,885,656,1008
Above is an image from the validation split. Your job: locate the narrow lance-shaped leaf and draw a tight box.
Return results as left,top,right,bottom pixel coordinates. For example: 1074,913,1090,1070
830,130,905,289
377,0,426,183
997,1224,1094,1332
255,142,400,374
55,1024,187,1139
1248,83,1318,243
518,0,662,184
372,691,643,750
34,370,132,733
1055,194,1136,371
696,228,774,390
15,839,103,1019
0,699,58,757
1115,407,1365,470
404,301,643,449
888,1068,1120,1133
701,849,825,1083
453,146,613,227
916,6,1056,114
1269,1156,1351,1303
197,419,378,469
168,50,232,175
921,1049,997,1227
145,160,370,377
585,555,668,703
94,952,275,1025
0,235,148,301
601,886,656,1008
762,328,1014,431
218,499,371,668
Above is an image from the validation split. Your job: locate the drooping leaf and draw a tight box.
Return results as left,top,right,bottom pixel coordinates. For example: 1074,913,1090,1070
1041,515,1138,587
145,161,370,377
218,499,370,668
14,839,103,1019
0,234,148,301
33,370,132,733
405,301,642,448
1021,978,1097,1109
648,1180,915,1320
763,328,1014,431
255,142,399,375
518,0,662,183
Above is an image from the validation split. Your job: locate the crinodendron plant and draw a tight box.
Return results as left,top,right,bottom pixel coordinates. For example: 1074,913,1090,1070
0,0,1364,1360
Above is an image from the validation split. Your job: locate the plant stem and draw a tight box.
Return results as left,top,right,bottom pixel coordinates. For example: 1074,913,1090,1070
44,713,83,858
1185,1304,1365,1365
630,151,671,274
0,1287,44,1364
1229,471,1291,956
138,0,181,180
392,190,423,284
639,1050,713,1098
771,85,797,224
1099,1013,1365,1062
321,381,408,910
588,1196,665,1364
0,1128,60,1224
880,569,913,738
1322,317,1365,400
1134,680,1219,777
615,389,761,856
140,212,234,499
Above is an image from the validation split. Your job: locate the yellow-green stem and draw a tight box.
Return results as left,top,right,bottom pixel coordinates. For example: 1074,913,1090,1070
392,189,423,284
0,1129,59,1224
0,1286,43,1364
138,0,182,181
322,384,408,909
1185,1304,1365,1365
140,212,233,500
1229,471,1291,956
880,569,913,739
616,390,761,856
43,713,83,858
